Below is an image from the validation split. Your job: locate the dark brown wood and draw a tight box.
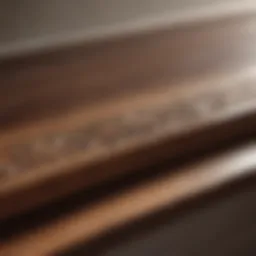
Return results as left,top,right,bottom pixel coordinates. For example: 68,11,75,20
63,177,256,256
1,13,256,131
1,143,256,256
1,11,256,256
0,74,255,219
1,13,256,219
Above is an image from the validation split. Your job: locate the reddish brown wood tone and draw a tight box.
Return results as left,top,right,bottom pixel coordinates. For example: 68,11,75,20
1,144,256,256
0,13,256,219
1,12,256,256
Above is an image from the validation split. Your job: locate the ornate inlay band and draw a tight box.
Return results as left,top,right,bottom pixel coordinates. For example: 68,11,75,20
1,81,256,181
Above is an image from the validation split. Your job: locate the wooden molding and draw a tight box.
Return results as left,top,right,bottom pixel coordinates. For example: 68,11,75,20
1,13,256,219
0,68,256,219
1,143,256,256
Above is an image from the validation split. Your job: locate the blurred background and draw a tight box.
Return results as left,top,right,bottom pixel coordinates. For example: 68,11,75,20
0,0,252,57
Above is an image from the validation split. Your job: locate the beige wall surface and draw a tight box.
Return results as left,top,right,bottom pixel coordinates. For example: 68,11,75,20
0,0,254,57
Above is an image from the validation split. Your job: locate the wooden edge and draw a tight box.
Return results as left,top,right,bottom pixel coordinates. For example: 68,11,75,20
0,68,256,219
1,1,256,59
1,143,256,256
1,13,256,131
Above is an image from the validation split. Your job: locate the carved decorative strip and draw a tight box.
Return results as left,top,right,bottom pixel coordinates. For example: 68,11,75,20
1,81,256,181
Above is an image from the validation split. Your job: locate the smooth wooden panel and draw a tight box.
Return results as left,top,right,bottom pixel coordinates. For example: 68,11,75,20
1,13,256,130
76,180,256,256
1,143,256,256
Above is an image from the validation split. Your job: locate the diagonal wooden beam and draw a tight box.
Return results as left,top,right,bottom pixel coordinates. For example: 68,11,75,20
1,143,256,256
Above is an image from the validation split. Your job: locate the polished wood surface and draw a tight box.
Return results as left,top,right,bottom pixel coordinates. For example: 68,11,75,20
1,10,256,256
1,13,256,130
0,69,256,219
1,13,256,219
75,179,256,256
1,143,256,256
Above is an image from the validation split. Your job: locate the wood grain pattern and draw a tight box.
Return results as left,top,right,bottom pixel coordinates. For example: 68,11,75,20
1,13,256,219
0,67,256,219
1,13,256,130
1,70,256,180
1,143,256,256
